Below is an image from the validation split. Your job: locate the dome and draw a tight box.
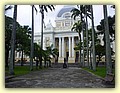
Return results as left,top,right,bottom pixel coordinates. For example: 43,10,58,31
57,6,75,17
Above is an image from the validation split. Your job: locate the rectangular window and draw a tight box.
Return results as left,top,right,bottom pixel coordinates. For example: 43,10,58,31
62,22,64,27
65,21,70,26
56,22,61,27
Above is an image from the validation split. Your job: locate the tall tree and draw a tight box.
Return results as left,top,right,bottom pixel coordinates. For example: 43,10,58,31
9,5,17,75
79,5,91,67
95,44,105,66
97,16,115,42
90,5,96,71
30,5,35,71
103,5,112,74
71,5,85,67
71,20,82,66
82,28,93,69
39,5,55,68
5,6,13,67
80,5,85,67
5,16,31,68
16,26,31,66
5,16,14,67
85,5,89,68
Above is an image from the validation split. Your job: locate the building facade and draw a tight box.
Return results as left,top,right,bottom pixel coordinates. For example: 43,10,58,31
35,6,80,63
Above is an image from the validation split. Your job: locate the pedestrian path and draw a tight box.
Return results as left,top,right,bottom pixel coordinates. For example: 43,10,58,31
5,67,112,88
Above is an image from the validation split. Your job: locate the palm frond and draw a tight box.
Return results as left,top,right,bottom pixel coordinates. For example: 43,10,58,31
33,5,38,14
5,5,13,11
47,5,55,11
44,5,48,12
71,8,81,19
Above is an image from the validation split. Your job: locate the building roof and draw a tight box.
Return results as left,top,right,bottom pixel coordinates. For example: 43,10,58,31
57,6,75,17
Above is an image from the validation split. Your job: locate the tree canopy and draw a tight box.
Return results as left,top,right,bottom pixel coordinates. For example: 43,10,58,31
5,15,32,67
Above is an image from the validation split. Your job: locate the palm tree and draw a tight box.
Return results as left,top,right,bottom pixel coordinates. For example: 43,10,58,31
30,5,35,71
16,26,31,66
30,5,38,70
71,20,82,66
5,15,14,68
71,5,85,67
103,5,112,74
71,5,96,69
90,5,96,71
85,5,89,68
43,44,58,67
39,5,55,68
9,5,17,75
80,5,85,67
30,5,34,71
89,46,92,69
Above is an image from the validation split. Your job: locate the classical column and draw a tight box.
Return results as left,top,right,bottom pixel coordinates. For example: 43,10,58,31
59,37,62,57
53,37,55,48
72,36,75,57
69,37,71,57
52,33,55,48
43,38,46,50
17,52,19,58
62,37,64,58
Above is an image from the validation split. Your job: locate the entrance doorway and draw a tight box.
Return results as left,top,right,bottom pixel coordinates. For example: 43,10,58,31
66,52,69,62
75,52,79,63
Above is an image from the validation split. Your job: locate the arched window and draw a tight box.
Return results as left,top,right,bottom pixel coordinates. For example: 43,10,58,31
63,13,70,19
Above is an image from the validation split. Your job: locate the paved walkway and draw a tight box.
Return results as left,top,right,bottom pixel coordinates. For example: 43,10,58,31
5,67,114,88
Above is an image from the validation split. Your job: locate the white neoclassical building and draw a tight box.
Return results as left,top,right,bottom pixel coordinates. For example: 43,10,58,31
34,6,80,63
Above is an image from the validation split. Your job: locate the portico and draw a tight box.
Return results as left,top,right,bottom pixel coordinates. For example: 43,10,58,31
58,36,75,63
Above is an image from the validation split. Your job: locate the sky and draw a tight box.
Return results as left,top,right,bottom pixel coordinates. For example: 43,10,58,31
5,5,115,33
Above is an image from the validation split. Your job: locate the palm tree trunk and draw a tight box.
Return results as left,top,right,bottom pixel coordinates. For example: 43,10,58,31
9,5,17,75
39,6,44,68
90,5,96,71
21,49,23,66
30,5,34,71
103,5,112,74
85,5,89,68
80,5,85,67
5,47,9,68
89,47,92,69
79,35,82,66
78,31,82,66
44,57,47,68
82,27,85,67
82,25,85,67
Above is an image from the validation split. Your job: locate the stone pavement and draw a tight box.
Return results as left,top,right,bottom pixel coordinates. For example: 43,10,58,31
5,67,114,88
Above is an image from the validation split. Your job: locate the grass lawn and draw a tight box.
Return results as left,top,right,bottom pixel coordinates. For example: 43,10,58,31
82,66,115,78
5,66,45,77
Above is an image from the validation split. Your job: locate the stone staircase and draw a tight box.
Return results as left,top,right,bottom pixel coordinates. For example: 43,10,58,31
51,63,80,68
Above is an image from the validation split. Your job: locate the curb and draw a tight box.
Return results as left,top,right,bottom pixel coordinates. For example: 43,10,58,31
5,75,15,80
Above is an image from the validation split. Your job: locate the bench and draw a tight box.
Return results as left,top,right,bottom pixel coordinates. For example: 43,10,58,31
103,73,115,85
